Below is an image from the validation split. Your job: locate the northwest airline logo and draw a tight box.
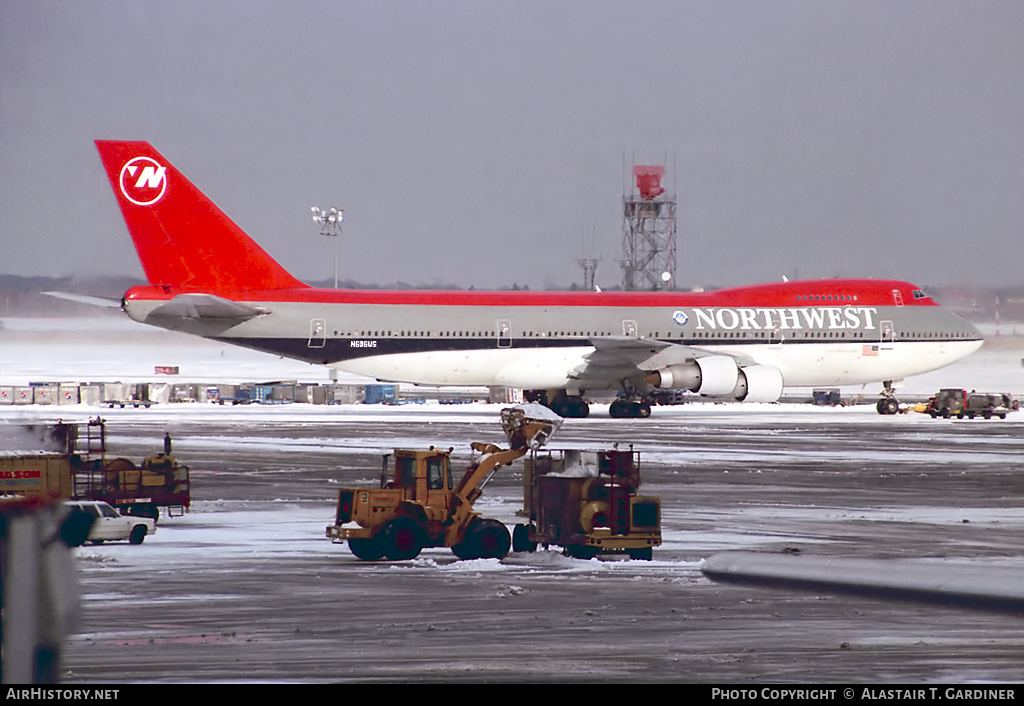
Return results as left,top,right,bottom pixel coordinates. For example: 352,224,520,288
673,307,879,331
119,157,167,206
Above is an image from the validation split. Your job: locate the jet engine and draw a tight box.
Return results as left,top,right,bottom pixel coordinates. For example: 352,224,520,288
646,357,783,402
646,355,738,396
722,364,784,402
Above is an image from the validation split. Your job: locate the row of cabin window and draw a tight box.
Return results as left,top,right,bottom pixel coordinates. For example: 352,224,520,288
332,329,973,340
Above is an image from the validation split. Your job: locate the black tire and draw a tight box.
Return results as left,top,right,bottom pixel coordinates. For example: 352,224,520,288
473,519,511,560
512,524,536,553
637,402,652,418
348,536,386,561
983,411,992,420
451,538,478,560
566,544,599,560
382,518,424,560
628,547,653,561
129,525,147,545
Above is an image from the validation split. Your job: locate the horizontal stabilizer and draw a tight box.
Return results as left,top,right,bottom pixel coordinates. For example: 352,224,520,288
149,293,268,321
43,291,122,309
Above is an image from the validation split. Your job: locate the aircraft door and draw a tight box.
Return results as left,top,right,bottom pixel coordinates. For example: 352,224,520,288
308,318,326,348
622,320,638,338
496,319,511,348
880,320,896,348
769,327,784,345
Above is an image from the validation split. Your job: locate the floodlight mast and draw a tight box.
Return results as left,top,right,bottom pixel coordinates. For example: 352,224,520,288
310,206,344,288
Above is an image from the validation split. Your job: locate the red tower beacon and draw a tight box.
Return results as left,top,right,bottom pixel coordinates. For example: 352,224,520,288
621,163,676,291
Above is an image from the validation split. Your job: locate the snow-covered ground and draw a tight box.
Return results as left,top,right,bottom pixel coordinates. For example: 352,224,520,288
6,316,1024,682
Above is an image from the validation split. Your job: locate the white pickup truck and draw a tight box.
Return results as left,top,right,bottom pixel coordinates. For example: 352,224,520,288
64,500,156,545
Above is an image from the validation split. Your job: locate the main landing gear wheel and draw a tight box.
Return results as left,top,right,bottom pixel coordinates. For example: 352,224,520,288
609,400,652,418
382,518,424,560
526,391,590,419
875,398,899,415
551,396,590,419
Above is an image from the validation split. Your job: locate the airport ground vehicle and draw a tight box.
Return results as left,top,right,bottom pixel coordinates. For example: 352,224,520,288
512,448,662,560
924,388,1017,419
326,405,561,561
64,500,156,545
0,418,190,519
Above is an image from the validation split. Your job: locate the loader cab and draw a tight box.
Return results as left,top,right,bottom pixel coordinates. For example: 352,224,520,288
381,449,453,503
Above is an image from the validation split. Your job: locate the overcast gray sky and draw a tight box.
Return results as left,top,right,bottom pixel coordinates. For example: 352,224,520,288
2,1,1022,290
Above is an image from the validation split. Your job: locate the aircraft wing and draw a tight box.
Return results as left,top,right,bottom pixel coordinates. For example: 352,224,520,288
702,551,1024,615
569,336,757,387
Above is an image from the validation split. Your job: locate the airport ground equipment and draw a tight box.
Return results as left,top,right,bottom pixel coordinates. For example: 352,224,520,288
512,447,662,560
326,404,562,561
923,388,1017,419
0,418,189,520
102,382,154,408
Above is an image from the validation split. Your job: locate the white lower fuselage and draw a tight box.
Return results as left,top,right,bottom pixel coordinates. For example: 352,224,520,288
333,340,983,389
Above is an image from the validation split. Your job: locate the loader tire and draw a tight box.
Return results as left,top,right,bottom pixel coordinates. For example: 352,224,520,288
451,538,478,560
473,519,511,560
382,518,424,561
348,536,385,561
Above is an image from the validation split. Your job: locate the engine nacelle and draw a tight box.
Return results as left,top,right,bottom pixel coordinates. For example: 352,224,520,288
646,355,738,396
722,365,784,402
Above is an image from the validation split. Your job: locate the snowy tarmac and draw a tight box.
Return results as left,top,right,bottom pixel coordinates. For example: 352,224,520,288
4,319,1024,682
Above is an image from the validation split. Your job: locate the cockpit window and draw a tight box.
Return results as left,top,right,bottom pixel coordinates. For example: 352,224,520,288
912,289,928,300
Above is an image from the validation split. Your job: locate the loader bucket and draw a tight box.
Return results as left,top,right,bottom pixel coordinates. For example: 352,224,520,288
501,404,563,451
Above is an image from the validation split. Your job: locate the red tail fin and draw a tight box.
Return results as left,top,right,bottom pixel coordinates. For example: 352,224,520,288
95,141,307,292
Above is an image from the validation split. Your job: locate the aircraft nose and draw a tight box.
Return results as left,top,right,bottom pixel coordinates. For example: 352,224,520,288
953,312,985,356
962,314,983,342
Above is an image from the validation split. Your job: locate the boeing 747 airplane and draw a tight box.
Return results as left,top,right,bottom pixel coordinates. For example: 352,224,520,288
94,141,983,418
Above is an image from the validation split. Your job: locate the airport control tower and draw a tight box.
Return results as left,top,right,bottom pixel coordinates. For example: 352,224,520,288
621,165,677,291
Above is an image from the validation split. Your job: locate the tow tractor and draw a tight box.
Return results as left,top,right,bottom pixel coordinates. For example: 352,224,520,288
326,404,561,561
